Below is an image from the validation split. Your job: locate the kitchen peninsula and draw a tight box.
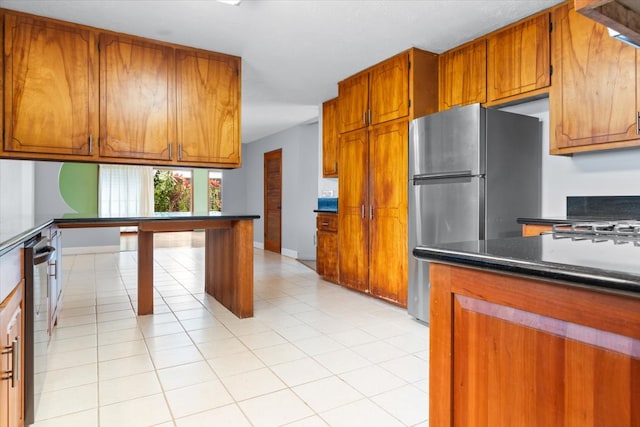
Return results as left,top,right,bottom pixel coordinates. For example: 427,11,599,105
414,233,640,426
1,212,259,318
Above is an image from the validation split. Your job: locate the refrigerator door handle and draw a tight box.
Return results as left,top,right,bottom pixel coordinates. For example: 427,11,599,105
413,170,474,182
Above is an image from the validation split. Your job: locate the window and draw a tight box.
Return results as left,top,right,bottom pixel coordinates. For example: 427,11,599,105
208,171,222,212
99,165,154,217
153,169,193,213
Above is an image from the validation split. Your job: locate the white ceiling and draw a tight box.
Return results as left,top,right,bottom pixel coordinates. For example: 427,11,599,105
0,0,564,143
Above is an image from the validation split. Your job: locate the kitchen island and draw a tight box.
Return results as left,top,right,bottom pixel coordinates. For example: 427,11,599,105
413,234,640,426
1,212,259,318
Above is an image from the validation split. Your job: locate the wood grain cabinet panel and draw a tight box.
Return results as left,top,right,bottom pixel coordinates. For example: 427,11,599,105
99,33,175,161
321,98,338,177
338,49,437,133
487,13,551,103
439,39,487,110
316,213,338,283
369,53,409,125
430,263,640,426
550,3,640,154
368,121,408,306
338,72,369,133
3,14,98,157
176,49,240,166
338,129,369,293
0,283,23,427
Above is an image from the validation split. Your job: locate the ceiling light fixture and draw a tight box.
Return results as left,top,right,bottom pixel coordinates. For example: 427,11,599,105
217,0,242,5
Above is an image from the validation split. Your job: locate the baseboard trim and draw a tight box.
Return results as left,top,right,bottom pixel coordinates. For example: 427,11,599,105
281,248,298,258
63,245,121,255
254,241,264,249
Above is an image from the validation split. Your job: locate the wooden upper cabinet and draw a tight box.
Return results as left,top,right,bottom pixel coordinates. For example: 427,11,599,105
322,98,338,177
369,53,409,125
176,49,241,166
487,13,551,103
3,14,98,157
550,3,640,154
338,48,438,133
439,39,487,111
99,34,175,160
338,72,369,133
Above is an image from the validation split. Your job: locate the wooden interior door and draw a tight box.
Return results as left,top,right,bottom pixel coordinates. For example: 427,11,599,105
264,149,282,253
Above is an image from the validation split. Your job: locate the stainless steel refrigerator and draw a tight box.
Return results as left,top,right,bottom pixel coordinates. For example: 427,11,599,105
408,103,541,322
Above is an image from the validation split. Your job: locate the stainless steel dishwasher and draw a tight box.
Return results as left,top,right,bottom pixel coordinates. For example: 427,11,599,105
24,235,56,426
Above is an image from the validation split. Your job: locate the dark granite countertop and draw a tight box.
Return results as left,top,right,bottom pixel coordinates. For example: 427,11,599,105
314,209,337,214
0,212,260,257
517,216,640,225
413,234,640,297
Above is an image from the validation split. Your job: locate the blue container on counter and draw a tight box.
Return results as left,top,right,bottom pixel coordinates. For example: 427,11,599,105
317,198,338,212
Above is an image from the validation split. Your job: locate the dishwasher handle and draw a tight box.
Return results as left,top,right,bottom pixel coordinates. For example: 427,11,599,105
34,246,55,265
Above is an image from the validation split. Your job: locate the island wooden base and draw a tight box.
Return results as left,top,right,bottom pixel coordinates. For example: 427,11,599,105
137,219,254,318
58,218,255,319
430,263,640,426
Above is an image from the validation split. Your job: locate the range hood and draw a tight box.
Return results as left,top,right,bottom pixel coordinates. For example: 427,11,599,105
576,0,640,48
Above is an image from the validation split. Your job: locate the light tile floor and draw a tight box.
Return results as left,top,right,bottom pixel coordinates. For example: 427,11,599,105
33,233,429,427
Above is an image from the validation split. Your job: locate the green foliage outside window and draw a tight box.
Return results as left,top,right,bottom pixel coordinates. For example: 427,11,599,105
154,170,191,212
209,178,222,211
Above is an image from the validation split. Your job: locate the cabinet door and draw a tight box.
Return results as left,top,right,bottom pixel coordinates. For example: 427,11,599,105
487,13,551,102
338,72,369,133
370,53,409,125
0,284,23,427
99,34,175,160
176,49,241,166
338,129,369,292
317,230,338,283
322,98,339,177
369,121,408,306
439,39,487,110
550,4,640,153
4,14,97,156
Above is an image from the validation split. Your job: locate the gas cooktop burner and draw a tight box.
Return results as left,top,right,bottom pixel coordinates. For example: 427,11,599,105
552,221,640,245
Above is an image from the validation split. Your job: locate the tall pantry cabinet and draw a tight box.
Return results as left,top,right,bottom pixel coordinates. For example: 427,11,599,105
337,48,437,306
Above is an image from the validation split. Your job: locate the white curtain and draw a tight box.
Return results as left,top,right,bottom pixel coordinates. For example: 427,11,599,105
99,165,154,219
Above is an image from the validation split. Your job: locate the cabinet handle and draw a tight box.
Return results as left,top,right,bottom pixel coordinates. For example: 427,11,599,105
361,204,365,219
322,221,329,226
370,205,373,220
2,337,19,387
12,337,19,387
368,109,372,126
49,260,57,279
363,111,367,126
637,112,639,135
89,134,93,155
169,142,173,160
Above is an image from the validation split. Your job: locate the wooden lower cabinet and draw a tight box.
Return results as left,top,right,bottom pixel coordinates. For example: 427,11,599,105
316,213,338,283
430,263,640,426
0,283,23,427
338,120,408,306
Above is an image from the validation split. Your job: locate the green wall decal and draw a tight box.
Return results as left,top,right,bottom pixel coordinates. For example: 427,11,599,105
193,168,209,213
59,163,98,214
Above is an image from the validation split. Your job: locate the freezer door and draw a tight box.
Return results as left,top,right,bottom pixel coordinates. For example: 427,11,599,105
409,104,485,177
407,176,484,322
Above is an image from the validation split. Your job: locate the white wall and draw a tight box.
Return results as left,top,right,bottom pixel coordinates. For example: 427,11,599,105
502,98,640,217
225,122,319,259
0,159,35,237
33,161,120,251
